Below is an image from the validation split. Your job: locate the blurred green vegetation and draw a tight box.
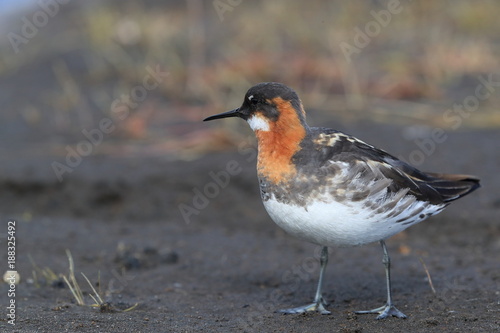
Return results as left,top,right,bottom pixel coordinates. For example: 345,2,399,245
0,0,499,157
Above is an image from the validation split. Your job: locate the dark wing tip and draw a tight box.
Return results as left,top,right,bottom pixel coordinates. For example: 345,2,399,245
424,172,481,203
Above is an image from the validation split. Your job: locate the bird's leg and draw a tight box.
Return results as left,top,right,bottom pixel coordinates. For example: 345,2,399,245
355,240,407,319
279,246,331,315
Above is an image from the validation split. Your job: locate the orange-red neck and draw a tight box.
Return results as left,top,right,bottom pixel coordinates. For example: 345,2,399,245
255,98,307,184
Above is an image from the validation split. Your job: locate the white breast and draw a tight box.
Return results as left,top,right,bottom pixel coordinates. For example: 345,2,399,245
262,193,444,247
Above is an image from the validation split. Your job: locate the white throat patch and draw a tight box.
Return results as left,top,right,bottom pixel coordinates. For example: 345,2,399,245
247,114,270,132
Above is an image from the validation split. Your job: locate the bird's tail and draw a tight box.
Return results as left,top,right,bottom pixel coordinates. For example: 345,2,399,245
424,172,480,203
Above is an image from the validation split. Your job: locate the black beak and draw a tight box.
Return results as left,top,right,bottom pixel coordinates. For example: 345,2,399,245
203,108,242,122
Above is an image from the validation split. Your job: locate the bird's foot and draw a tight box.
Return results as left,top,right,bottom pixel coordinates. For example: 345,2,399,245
279,297,331,315
355,303,407,320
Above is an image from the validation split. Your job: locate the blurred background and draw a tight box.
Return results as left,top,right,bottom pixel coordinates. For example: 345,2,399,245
1,0,499,162
1,1,499,331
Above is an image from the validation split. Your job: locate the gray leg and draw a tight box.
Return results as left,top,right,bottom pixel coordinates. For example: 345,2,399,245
355,240,407,319
280,246,331,315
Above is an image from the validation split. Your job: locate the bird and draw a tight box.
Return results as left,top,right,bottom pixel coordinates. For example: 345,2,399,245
203,82,480,319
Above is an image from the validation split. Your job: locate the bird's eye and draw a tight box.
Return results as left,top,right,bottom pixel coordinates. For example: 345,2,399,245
247,95,258,105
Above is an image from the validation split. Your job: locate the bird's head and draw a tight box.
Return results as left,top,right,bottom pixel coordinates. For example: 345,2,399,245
204,82,308,133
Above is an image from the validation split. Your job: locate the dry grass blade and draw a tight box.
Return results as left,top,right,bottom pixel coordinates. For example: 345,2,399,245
28,254,59,287
64,250,85,305
419,256,436,295
62,275,84,306
30,249,137,311
81,272,104,305
122,303,139,312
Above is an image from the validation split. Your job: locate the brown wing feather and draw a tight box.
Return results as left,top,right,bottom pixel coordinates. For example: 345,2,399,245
304,128,481,205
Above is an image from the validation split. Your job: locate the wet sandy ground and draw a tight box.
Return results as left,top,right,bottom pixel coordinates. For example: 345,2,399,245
1,119,499,332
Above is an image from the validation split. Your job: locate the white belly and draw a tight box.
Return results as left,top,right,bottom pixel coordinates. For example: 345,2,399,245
262,194,443,247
